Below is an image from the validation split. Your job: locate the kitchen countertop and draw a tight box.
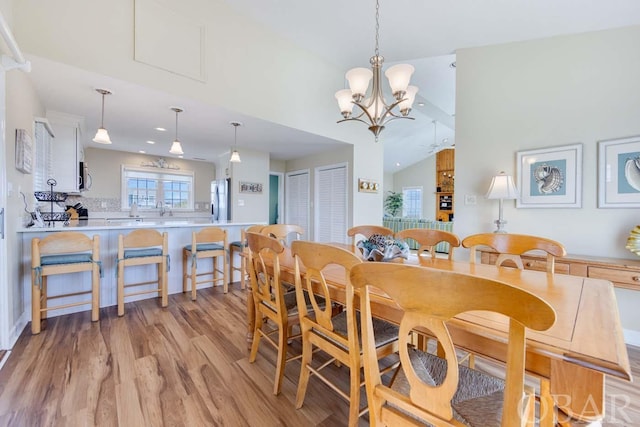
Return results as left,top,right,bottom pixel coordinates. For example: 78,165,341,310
16,218,259,233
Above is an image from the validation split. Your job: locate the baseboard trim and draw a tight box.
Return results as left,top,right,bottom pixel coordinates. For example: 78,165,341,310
624,328,640,347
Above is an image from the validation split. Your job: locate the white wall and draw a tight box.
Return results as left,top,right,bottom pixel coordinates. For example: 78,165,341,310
392,156,437,219
455,25,640,334
228,148,270,224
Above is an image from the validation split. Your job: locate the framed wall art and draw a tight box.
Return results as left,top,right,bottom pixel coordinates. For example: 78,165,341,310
598,136,640,208
239,181,263,194
15,128,33,174
516,143,582,208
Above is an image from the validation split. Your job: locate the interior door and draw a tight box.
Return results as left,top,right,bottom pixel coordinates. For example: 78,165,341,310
0,69,9,349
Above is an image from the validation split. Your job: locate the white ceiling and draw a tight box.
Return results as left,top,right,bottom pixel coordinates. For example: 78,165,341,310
24,0,640,172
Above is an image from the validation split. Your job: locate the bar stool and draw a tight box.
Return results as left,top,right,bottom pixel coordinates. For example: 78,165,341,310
229,224,264,289
117,229,169,316
31,232,102,334
183,226,228,299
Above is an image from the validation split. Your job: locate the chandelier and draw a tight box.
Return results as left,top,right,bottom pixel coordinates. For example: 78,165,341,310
334,0,418,141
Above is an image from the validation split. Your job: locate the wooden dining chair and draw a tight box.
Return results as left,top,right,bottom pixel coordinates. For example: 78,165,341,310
31,232,102,334
182,226,228,299
246,231,304,395
347,225,393,246
462,232,567,273
261,224,304,247
395,228,461,260
291,241,399,427
228,224,264,289
351,262,556,427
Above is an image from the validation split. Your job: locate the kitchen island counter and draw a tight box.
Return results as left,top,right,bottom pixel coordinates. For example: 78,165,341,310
17,220,264,329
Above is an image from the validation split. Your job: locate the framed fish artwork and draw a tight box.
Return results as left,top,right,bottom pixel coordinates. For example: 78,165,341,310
516,143,583,208
598,136,640,208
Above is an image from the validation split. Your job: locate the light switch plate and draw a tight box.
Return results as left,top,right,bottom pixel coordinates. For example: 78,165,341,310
238,199,245,206
465,195,477,205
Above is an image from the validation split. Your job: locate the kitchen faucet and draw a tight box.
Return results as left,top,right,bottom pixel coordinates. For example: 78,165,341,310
156,201,166,216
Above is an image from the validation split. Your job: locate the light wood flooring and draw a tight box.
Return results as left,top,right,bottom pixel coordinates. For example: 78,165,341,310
0,284,637,426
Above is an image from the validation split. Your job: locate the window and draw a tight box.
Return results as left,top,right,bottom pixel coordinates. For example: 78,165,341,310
402,186,423,218
33,119,54,191
121,166,194,210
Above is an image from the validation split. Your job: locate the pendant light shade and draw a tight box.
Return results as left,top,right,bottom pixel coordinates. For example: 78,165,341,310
229,121,242,163
169,107,184,155
93,89,112,144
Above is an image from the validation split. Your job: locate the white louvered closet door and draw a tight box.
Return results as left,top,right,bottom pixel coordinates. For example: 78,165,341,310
315,163,347,243
285,169,310,237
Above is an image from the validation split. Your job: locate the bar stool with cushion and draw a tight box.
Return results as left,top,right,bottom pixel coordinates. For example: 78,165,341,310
31,232,102,334
395,228,461,260
351,262,556,427
260,224,304,247
347,225,393,246
183,226,228,299
228,224,264,290
117,229,169,316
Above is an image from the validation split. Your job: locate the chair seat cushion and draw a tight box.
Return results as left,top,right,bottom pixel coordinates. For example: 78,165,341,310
41,253,93,266
184,243,224,252
329,311,399,349
229,240,244,248
391,348,505,427
124,248,163,259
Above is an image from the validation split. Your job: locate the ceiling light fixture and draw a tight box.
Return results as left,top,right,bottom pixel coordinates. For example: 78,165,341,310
334,0,418,141
169,107,184,155
229,121,242,163
155,127,166,132
93,88,112,144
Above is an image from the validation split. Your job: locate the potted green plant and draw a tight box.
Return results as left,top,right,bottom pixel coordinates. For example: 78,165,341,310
384,191,403,217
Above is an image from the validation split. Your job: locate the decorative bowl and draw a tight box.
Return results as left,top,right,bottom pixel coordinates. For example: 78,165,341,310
625,225,640,256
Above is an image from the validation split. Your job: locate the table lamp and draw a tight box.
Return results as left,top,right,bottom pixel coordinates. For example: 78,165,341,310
485,171,519,233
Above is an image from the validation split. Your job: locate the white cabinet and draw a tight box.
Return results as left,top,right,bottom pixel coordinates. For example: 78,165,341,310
50,119,83,193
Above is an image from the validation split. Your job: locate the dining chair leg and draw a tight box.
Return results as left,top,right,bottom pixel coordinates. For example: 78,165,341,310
273,323,288,395
348,363,361,426
240,254,246,290
31,273,41,334
223,253,228,294
41,277,47,320
161,260,168,308
249,313,263,363
295,330,313,408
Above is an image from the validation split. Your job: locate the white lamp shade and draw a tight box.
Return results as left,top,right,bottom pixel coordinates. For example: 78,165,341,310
230,150,241,163
398,85,419,113
169,140,184,155
486,172,519,199
364,95,386,122
93,127,112,144
335,89,354,114
385,63,415,95
345,67,373,98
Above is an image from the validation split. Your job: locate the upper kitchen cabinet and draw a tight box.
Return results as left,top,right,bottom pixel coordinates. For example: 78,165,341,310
48,112,84,193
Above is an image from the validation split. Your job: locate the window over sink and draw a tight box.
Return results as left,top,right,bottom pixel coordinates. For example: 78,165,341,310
120,165,194,211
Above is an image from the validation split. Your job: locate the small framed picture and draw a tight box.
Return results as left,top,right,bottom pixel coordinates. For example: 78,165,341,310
239,181,263,194
598,136,640,208
516,143,583,208
15,129,33,174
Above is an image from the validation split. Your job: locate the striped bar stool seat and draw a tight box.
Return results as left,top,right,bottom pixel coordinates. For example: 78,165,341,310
117,229,169,316
183,227,228,299
31,232,102,334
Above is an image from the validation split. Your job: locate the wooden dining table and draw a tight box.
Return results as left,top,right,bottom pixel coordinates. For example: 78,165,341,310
245,243,632,425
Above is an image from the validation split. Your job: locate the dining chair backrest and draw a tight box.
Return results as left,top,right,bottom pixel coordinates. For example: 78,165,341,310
291,240,362,350
395,228,461,260
350,262,556,426
347,225,393,246
246,231,287,318
462,233,567,273
261,224,304,247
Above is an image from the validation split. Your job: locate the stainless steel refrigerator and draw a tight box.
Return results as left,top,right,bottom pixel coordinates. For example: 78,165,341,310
211,178,231,221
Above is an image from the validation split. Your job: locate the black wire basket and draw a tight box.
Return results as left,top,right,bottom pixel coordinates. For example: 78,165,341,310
33,191,68,202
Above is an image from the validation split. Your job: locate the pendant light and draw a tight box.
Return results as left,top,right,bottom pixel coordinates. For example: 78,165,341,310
169,107,184,155
229,121,242,163
93,89,112,144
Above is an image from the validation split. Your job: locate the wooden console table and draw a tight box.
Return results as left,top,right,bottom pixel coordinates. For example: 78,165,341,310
480,250,640,291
